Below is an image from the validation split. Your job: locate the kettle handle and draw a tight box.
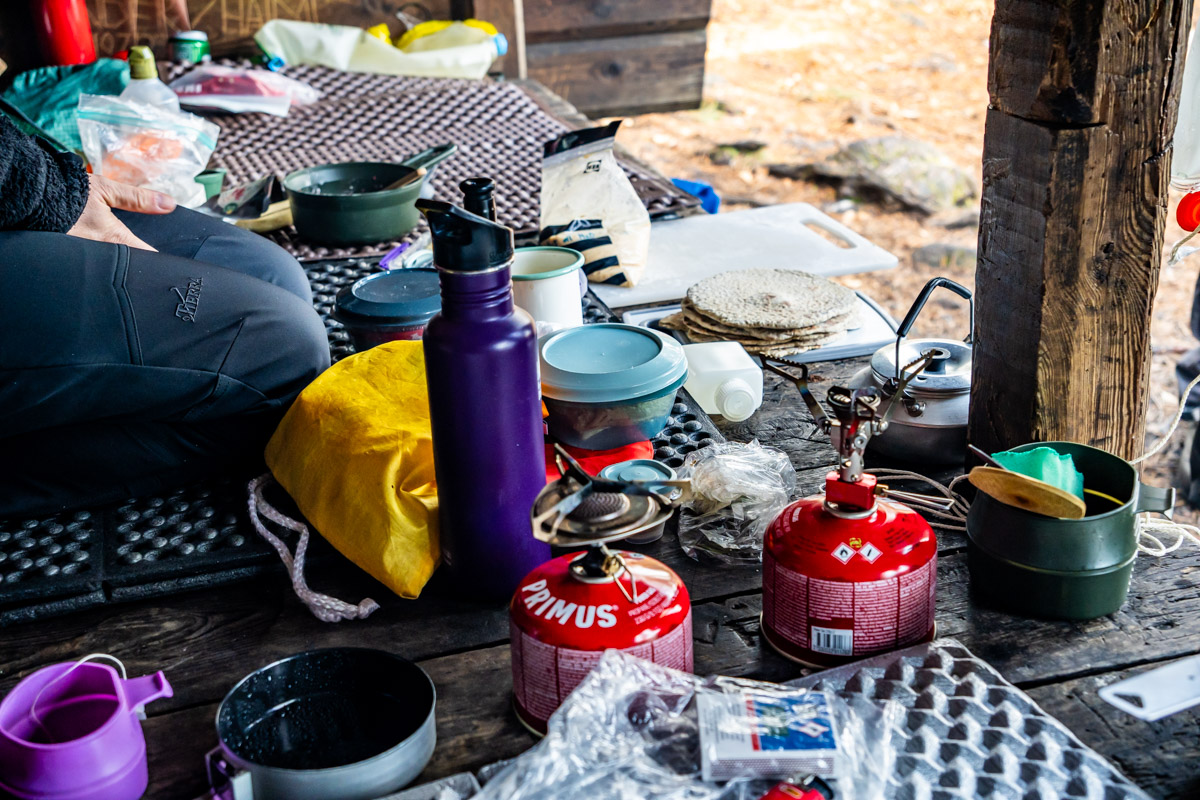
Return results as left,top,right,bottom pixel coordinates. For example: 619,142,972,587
895,276,974,343
893,277,973,381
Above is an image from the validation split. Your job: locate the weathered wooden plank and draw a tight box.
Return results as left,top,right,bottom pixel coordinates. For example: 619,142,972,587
526,29,706,117
1027,658,1200,800
521,0,711,43
971,0,1192,459
472,0,525,77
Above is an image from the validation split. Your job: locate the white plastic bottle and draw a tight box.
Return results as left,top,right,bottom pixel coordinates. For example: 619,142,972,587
682,342,764,422
120,46,181,113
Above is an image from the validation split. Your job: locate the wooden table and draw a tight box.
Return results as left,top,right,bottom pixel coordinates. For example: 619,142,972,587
2,357,1198,799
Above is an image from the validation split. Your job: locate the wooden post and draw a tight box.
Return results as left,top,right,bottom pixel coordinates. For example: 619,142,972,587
970,0,1193,460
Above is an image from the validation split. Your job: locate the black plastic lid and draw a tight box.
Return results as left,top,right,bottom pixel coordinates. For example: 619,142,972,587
416,198,513,272
333,268,441,326
460,177,497,221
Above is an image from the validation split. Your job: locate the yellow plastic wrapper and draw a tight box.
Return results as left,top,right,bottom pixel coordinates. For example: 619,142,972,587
264,340,439,598
366,23,392,45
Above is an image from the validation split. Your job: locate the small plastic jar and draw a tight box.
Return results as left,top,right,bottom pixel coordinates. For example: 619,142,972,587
333,268,441,352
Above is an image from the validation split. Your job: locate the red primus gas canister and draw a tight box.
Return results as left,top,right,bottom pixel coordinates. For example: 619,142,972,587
510,550,693,734
761,474,937,667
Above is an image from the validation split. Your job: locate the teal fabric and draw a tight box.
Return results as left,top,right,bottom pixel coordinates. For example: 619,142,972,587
2,59,130,153
993,447,1085,499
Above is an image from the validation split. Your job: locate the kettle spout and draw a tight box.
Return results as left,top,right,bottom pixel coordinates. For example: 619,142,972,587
122,671,173,712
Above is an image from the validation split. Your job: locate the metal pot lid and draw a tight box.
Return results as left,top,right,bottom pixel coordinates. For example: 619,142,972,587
333,268,441,327
871,337,972,392
539,324,688,403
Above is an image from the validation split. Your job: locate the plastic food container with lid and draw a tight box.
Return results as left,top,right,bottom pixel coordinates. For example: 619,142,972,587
333,268,441,352
539,324,688,450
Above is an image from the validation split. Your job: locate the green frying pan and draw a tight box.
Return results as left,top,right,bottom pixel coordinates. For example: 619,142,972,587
284,143,457,245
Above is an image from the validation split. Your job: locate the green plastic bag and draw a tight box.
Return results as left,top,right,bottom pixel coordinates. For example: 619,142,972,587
992,447,1085,499
3,59,129,153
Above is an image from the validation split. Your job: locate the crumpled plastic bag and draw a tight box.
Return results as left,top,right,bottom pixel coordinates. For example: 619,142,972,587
474,650,894,800
168,65,320,116
677,440,796,564
77,93,218,206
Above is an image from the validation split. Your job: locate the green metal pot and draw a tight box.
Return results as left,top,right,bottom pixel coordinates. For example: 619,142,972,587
966,441,1174,619
283,144,457,245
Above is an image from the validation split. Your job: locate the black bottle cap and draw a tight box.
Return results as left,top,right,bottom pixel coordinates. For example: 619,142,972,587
416,199,514,272
459,177,497,221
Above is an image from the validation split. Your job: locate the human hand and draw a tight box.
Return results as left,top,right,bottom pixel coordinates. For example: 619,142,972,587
67,174,176,251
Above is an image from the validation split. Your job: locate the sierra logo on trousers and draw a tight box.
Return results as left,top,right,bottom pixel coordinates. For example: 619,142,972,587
172,277,203,322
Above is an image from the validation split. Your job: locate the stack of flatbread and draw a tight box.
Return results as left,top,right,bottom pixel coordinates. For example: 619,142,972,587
660,269,858,357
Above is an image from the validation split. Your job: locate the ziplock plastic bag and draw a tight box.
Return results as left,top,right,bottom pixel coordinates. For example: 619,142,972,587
77,94,218,206
677,440,797,564
475,650,895,800
540,121,651,287
168,65,320,116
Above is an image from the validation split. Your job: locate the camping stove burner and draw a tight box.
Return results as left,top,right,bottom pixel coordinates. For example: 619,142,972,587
569,492,631,523
530,445,682,546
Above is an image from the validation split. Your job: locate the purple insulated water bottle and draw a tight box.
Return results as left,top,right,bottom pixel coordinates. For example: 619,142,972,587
417,180,550,600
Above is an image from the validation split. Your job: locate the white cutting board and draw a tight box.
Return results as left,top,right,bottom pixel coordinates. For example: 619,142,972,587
591,203,898,309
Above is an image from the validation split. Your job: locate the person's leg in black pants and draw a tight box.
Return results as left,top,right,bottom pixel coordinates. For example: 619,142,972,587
0,210,330,518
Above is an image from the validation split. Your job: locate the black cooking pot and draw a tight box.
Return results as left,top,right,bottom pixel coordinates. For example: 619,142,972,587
967,441,1174,620
207,648,436,800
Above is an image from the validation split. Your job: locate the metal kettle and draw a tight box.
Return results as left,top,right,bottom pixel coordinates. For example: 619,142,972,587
848,277,973,464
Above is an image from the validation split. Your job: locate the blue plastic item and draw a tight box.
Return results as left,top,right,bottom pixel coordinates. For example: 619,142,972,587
600,459,675,488
540,324,688,449
671,177,720,214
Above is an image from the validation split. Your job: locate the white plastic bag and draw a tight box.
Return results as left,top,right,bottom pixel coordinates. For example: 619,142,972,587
77,94,218,207
168,65,320,116
540,121,651,288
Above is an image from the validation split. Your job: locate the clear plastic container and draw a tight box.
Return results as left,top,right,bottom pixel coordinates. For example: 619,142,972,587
682,342,763,422
121,46,181,113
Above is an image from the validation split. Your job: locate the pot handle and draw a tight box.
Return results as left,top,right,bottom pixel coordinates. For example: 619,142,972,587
207,747,254,800
1136,482,1176,518
400,143,458,172
895,276,974,344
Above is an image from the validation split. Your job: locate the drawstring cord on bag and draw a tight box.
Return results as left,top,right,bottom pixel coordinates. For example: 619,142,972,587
28,653,129,741
247,474,379,623
867,370,1200,556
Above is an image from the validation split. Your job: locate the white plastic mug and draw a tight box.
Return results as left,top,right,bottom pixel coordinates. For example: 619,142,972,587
511,246,585,330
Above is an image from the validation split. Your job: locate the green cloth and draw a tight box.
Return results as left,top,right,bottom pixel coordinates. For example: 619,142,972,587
992,447,1085,499
2,59,130,153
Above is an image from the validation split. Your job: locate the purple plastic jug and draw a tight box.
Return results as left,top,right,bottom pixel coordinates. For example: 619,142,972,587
417,179,550,600
0,661,173,800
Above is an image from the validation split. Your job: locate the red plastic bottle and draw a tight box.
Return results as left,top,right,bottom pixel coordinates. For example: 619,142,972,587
31,0,97,66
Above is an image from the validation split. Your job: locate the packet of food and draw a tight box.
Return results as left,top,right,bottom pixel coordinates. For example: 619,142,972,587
77,94,218,207
540,120,651,287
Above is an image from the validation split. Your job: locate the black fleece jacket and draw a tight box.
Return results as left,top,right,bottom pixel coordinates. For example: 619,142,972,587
0,114,90,233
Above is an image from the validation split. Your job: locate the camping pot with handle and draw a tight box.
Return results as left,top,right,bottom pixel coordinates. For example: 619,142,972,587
967,441,1175,620
848,277,973,464
208,648,436,800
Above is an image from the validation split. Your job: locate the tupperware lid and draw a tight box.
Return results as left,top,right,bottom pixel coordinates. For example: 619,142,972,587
333,268,441,326
540,324,688,403
599,459,676,485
